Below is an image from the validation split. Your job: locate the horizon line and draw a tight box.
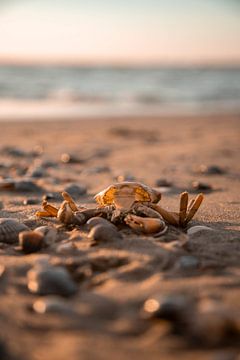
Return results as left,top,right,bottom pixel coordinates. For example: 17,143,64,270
0,56,240,68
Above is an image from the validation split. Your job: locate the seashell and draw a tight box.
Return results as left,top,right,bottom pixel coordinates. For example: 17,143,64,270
87,217,117,230
34,226,58,245
187,225,214,236
19,231,44,254
88,224,122,243
27,265,77,297
0,218,29,244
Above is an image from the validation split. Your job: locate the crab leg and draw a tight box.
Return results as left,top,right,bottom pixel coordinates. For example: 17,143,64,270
184,193,204,225
187,198,195,211
133,204,162,218
62,191,79,212
151,204,179,226
35,210,55,218
125,214,167,234
42,200,58,217
179,192,188,226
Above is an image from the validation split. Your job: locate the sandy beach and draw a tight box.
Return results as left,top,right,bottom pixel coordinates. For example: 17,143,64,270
0,115,240,360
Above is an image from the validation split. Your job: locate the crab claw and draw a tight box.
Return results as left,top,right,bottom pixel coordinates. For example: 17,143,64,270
125,214,167,235
57,201,75,225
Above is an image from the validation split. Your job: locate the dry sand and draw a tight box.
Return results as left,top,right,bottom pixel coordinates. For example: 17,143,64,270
0,115,240,360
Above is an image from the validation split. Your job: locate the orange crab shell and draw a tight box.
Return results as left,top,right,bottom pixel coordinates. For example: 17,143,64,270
94,182,161,207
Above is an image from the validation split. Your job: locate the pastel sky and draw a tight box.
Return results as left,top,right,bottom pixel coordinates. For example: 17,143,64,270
0,0,240,64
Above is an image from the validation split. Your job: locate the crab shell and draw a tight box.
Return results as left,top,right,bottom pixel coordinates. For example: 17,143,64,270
94,182,161,209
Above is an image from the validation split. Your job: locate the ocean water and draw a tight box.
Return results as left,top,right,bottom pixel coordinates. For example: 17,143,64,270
0,65,240,119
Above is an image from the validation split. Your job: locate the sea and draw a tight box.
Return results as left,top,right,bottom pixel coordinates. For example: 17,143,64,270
0,65,240,120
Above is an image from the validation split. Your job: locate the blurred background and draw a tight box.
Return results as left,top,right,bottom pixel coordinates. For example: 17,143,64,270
0,0,240,120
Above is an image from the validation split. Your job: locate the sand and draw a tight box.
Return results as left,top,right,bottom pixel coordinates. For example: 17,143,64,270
0,115,240,360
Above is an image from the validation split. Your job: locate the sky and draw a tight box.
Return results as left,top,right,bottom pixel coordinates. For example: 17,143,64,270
0,0,239,64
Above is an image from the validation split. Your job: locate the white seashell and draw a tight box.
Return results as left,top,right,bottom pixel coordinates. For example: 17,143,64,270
187,225,214,236
0,218,29,244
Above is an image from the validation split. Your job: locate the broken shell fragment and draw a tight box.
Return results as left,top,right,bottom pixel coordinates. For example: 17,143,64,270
19,231,44,254
125,214,167,235
0,218,29,244
88,224,122,243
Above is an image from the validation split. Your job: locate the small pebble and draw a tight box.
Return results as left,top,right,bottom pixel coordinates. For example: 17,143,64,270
34,226,58,245
73,265,93,282
87,217,117,230
115,173,136,182
64,184,87,197
56,242,77,255
27,166,46,178
191,181,213,192
32,144,44,156
27,265,77,297
88,224,122,243
33,297,74,315
0,265,5,277
61,153,85,164
41,160,58,168
2,146,26,157
83,166,110,175
15,180,42,192
177,255,200,270
19,231,44,254
42,192,62,201
23,198,40,205
143,294,195,321
155,178,172,187
187,225,214,236
198,164,226,175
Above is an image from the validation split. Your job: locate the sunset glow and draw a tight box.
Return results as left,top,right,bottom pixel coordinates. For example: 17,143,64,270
0,0,240,64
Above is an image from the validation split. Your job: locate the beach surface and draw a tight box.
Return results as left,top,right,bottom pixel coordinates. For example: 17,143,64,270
0,115,240,360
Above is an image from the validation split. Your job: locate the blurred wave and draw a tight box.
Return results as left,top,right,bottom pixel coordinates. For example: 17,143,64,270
0,65,240,119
